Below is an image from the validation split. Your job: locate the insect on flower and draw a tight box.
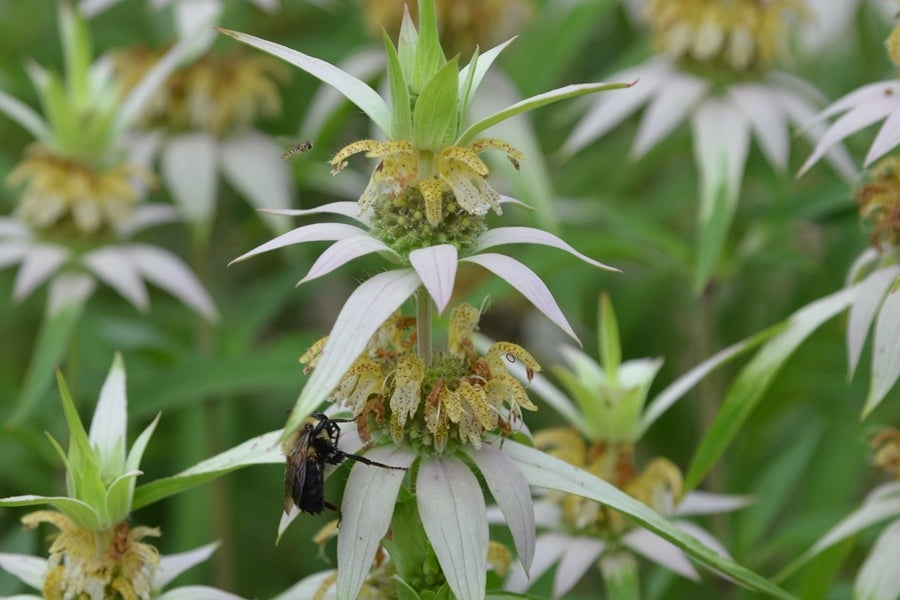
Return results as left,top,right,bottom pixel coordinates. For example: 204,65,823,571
281,140,314,161
283,412,406,516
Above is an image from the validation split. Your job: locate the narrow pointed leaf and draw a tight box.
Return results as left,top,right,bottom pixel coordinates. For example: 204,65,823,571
6,296,83,428
132,431,283,509
554,538,607,597
88,353,127,477
639,325,780,435
283,269,421,440
299,235,397,286
458,81,632,145
124,244,218,322
0,553,47,590
83,246,149,312
154,542,220,589
503,441,794,599
0,495,100,531
409,244,457,314
847,266,900,377
472,226,618,271
0,90,51,140
337,446,414,600
685,286,857,489
230,222,366,264
463,253,579,343
412,0,444,91
458,38,515,117
417,457,488,600
383,29,412,140
217,28,392,136
463,446,535,575
413,58,459,151
865,287,900,417
855,520,900,600
13,244,69,301
161,132,218,224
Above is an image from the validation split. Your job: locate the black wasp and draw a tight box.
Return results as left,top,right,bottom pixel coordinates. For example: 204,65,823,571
283,412,405,516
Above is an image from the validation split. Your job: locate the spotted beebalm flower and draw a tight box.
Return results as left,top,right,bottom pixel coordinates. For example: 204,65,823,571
566,0,854,289
843,157,900,417
0,355,241,600
786,428,900,600
489,294,754,596
275,303,541,599
221,0,625,436
111,46,295,235
275,302,785,600
800,23,900,176
0,3,216,320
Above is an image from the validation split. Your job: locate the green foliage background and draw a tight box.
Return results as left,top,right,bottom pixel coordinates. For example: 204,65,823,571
0,1,897,598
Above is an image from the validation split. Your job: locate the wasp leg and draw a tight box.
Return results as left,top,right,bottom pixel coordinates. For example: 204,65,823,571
339,451,407,471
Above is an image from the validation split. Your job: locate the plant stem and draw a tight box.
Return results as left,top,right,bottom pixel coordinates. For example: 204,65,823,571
416,287,433,366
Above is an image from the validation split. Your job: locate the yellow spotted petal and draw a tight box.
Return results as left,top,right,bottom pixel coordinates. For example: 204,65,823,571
418,176,445,226
390,354,425,426
438,145,489,176
487,342,541,380
448,303,480,357
534,427,587,467
330,140,384,168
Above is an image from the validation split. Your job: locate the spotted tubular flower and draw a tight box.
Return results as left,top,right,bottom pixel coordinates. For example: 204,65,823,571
566,0,854,289
0,3,216,321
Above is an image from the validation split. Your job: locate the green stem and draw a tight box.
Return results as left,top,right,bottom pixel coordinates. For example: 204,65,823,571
416,287,433,366
600,551,641,600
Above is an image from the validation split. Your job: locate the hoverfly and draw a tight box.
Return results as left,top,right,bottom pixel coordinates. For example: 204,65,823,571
282,412,405,516
281,140,314,161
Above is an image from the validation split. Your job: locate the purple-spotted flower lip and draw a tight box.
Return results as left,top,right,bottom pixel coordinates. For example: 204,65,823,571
232,197,617,342
0,205,217,320
799,80,900,177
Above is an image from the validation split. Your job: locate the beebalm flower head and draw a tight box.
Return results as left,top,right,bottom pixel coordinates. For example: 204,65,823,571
219,0,627,231
301,303,539,454
0,355,158,531
644,0,805,76
111,47,290,136
549,294,662,444
0,3,192,235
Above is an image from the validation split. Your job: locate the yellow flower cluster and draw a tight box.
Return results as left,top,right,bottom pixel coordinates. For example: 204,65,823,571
535,427,683,536
301,304,539,453
643,0,804,72
330,138,523,226
22,511,160,600
872,427,900,480
856,157,900,249
9,147,152,234
112,48,289,135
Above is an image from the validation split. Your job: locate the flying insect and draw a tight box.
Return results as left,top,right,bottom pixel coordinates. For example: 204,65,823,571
281,140,314,161
283,412,405,516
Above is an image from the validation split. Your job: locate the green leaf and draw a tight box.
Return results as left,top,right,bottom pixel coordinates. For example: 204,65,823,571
397,6,418,83
59,1,91,108
638,324,780,436
0,89,52,141
693,172,733,293
864,287,900,417
412,0,445,92
383,28,412,140
457,38,515,120
0,495,100,531
413,58,459,151
457,81,632,145
599,292,621,384
503,441,794,599
685,286,857,490
217,28,392,137
102,470,141,527
56,370,106,510
601,552,641,600
395,576,422,600
6,297,83,428
131,431,282,510
26,61,75,152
